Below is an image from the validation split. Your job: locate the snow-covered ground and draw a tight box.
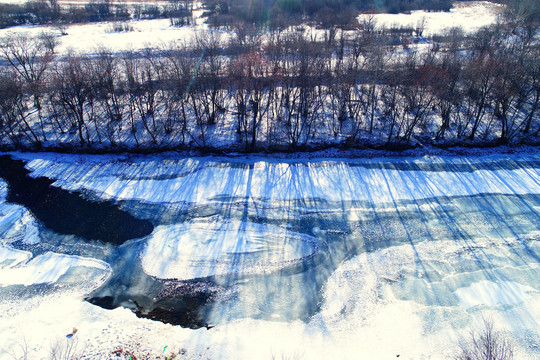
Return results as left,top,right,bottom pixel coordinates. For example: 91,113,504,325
0,251,110,287
0,151,538,359
0,2,502,55
358,1,504,36
0,4,210,54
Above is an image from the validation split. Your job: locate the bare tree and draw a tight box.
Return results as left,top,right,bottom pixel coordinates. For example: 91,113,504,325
433,53,463,140
194,31,226,126
276,33,329,147
327,76,350,138
396,52,436,142
380,72,402,144
162,43,197,145
522,43,540,135
0,69,40,146
122,50,161,145
52,52,94,145
490,43,529,142
0,33,56,140
455,318,514,360
415,16,427,38
186,32,227,146
89,46,125,145
361,45,389,134
461,54,498,140
229,51,273,149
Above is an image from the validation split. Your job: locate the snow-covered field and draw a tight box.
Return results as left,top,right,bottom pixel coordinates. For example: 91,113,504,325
0,5,209,54
358,1,504,36
0,2,502,55
0,151,538,359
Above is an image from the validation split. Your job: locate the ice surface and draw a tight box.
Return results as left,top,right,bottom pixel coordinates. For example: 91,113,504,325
16,154,540,207
2,237,538,360
312,236,540,358
0,251,110,287
0,245,31,269
318,237,540,321
141,219,321,280
0,202,40,245
0,152,538,359
0,179,6,201
1,178,40,245
455,280,538,309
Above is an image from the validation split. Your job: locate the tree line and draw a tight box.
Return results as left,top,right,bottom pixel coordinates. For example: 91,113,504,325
0,22,538,152
204,0,452,29
0,0,193,29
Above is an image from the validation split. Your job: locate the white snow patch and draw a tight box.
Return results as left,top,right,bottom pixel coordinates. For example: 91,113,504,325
141,220,321,280
455,280,537,309
317,236,540,328
307,237,540,359
0,245,31,269
0,17,215,55
0,251,111,287
358,1,504,36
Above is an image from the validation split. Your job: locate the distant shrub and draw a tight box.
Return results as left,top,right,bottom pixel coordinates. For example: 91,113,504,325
108,22,133,33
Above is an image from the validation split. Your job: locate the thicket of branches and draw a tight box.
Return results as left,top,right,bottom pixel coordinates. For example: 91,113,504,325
455,319,514,360
0,21,538,152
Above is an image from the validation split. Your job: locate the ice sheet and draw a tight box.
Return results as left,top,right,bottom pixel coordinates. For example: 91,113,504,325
455,280,538,309
0,202,40,245
17,154,540,207
0,152,539,359
0,179,6,201
141,220,321,280
0,251,111,287
317,236,540,329
0,245,31,269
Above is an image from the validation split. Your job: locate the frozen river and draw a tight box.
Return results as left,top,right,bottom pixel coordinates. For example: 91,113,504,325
0,151,539,359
